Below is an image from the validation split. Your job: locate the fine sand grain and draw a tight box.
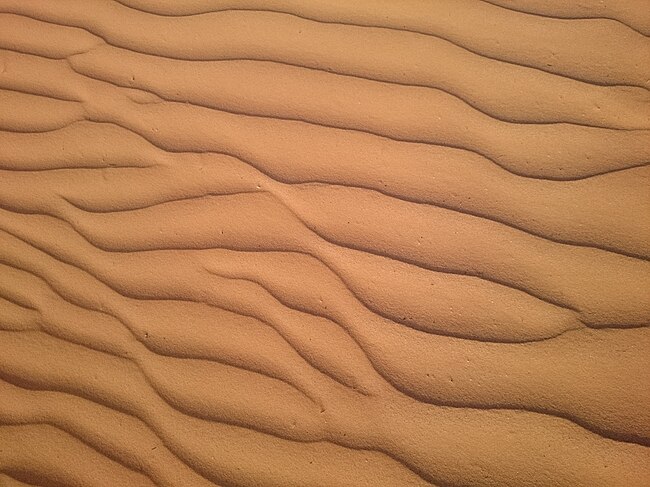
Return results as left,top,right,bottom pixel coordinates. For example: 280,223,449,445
0,1,649,486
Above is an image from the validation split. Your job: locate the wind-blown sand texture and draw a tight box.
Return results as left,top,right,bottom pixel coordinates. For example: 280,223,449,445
0,1,649,486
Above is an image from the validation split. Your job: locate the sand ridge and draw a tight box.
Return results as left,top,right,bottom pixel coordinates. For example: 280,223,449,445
0,1,649,486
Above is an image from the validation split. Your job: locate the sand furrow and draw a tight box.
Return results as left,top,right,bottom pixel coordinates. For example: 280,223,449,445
68,42,650,131
2,9,649,131
0,423,157,487
2,30,648,179
0,228,370,400
1,214,649,446
0,260,331,403
42,187,650,327
115,0,649,39
2,162,649,263
0,379,223,487
2,119,648,260
480,0,650,35
2,330,649,486
0,110,644,332
0,473,49,487
0,332,438,487
0,194,588,339
3,50,647,187
6,0,650,89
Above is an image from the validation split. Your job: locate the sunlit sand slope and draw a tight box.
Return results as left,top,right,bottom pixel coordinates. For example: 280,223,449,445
0,1,649,486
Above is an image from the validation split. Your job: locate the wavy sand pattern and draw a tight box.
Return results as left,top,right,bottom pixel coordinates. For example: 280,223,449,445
1,1,649,486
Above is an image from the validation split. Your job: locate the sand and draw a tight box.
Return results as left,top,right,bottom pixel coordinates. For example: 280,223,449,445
0,1,649,486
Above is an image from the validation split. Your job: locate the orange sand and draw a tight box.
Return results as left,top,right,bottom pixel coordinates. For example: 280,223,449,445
0,1,649,486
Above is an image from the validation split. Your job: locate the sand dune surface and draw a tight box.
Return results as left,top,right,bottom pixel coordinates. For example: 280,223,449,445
0,1,649,486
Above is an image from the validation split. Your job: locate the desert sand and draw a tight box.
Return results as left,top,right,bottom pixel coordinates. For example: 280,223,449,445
0,1,649,486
